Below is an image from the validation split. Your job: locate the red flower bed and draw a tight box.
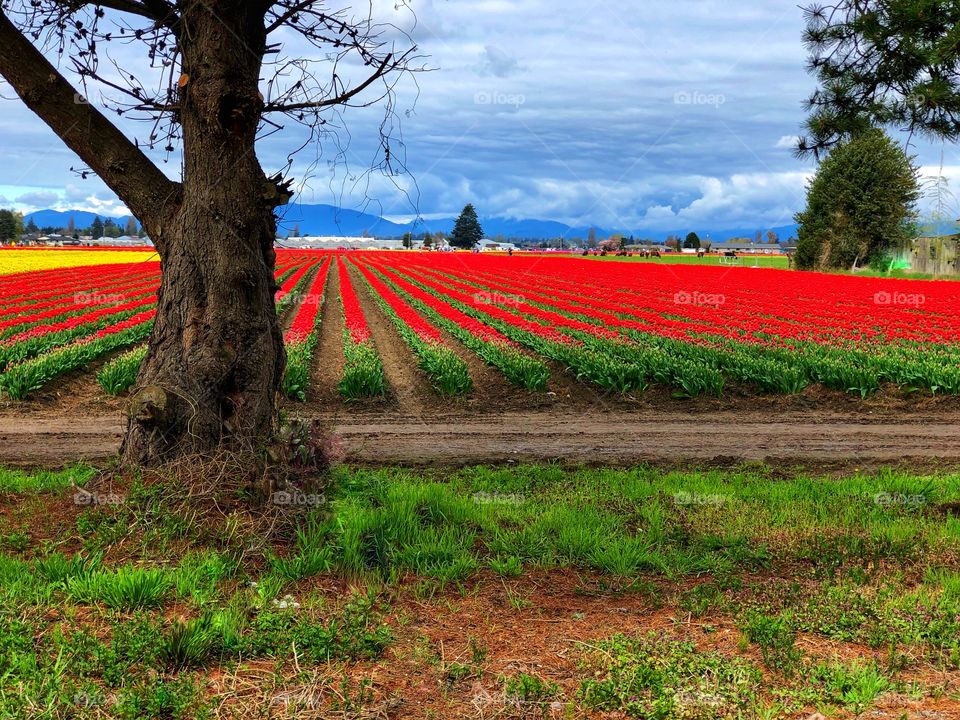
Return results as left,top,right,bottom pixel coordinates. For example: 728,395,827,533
337,256,372,344
285,258,331,344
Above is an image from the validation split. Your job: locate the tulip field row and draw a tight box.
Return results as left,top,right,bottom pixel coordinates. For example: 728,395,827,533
0,252,323,400
1,248,959,403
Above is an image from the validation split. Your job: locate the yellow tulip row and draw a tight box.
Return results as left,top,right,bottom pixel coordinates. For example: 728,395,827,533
0,248,158,276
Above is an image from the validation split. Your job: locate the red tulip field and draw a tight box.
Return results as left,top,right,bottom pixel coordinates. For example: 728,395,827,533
2,248,959,406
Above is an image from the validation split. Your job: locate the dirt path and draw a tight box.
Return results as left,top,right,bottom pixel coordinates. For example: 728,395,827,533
345,259,434,415
306,259,346,408
3,409,960,470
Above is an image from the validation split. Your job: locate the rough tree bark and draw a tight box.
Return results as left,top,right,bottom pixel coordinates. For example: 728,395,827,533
122,3,284,464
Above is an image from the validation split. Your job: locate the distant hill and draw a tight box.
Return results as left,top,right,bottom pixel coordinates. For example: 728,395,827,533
276,203,798,242
24,204,798,242
24,209,139,232
277,204,410,237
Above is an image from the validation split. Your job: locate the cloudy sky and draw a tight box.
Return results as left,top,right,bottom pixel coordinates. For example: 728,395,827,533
0,0,957,232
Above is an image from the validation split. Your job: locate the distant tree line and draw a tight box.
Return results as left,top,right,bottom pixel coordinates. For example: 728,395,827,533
14,214,142,240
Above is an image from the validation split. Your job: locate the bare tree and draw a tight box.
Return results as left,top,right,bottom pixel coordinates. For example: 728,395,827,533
0,1,420,464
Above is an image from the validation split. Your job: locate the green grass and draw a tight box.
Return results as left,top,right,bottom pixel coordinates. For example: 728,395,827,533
0,464,95,492
580,633,763,717
575,251,959,279
0,462,958,717
300,465,956,582
65,566,173,610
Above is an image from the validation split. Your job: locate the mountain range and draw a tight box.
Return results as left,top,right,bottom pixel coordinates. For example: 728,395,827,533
25,204,800,242
273,204,800,242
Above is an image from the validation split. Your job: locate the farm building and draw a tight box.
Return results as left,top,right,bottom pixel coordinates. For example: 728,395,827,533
477,239,519,252
280,236,405,250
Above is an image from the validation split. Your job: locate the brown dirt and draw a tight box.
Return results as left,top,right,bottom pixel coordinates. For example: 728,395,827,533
304,259,347,410
241,569,960,719
3,408,960,472
346,260,435,416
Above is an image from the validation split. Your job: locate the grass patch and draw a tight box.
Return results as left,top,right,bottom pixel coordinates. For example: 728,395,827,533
0,464,95,493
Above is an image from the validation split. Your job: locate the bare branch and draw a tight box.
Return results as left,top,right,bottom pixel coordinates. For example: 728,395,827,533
0,9,181,248
53,0,176,25
263,53,394,112
264,0,317,34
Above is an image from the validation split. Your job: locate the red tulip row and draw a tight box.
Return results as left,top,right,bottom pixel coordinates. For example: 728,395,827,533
285,258,331,345
350,258,472,395
282,258,332,400
357,251,960,396
0,251,321,400
0,265,160,316
336,256,385,399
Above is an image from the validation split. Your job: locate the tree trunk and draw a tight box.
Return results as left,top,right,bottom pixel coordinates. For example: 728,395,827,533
122,2,283,464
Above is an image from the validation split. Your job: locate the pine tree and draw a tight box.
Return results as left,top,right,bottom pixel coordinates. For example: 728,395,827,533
683,232,701,249
103,219,121,238
90,216,104,239
795,128,920,270
449,204,484,249
799,0,960,157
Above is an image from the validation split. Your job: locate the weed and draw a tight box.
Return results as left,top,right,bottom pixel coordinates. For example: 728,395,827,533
739,610,802,673
503,672,560,704
580,633,761,718
65,566,172,610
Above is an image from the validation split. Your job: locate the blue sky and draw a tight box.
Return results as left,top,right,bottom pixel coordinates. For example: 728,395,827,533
0,0,956,232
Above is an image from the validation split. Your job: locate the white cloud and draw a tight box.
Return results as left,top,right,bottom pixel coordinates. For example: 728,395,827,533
15,190,61,207
776,135,800,149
